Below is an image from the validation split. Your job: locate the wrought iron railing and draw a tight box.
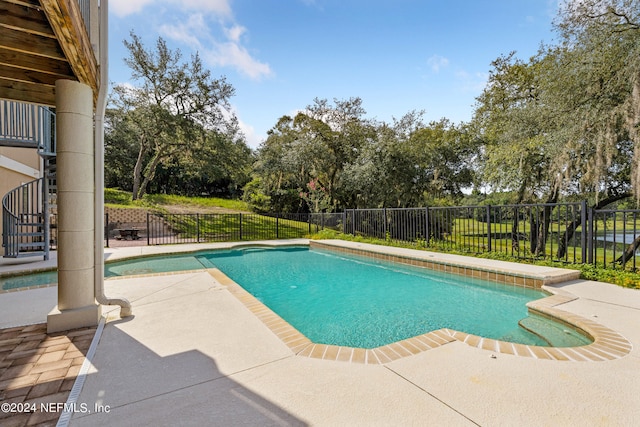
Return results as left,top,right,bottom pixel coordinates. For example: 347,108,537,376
102,212,342,246
592,209,639,271
0,100,55,150
2,179,47,258
346,203,638,271
1,100,56,259
98,203,638,273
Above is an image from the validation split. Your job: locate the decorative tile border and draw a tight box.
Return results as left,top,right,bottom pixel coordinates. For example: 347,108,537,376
309,240,578,289
208,243,632,364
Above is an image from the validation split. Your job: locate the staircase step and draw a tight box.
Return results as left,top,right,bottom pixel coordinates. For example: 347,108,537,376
0,140,39,149
14,251,45,259
518,315,591,347
14,232,45,237
18,242,45,249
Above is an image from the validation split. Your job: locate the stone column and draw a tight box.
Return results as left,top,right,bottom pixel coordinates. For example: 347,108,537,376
47,80,101,333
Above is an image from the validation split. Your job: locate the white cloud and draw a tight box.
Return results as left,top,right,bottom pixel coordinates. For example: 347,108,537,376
203,38,273,80
158,14,206,48
113,0,272,80
427,55,450,73
238,118,261,149
111,0,231,18
224,25,246,43
455,69,488,93
111,0,156,17
179,0,232,16
160,16,272,80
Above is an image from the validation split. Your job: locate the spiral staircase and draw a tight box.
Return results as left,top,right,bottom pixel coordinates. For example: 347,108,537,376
1,100,56,260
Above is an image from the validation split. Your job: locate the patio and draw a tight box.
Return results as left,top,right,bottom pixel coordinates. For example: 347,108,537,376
1,241,639,425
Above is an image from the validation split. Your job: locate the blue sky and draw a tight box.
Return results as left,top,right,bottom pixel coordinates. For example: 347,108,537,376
108,0,560,148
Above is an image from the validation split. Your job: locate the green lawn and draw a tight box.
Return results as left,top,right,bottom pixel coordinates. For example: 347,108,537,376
104,188,249,212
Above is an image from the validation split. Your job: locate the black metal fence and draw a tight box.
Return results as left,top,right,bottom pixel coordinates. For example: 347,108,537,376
105,212,343,247
591,209,639,271
103,203,639,271
345,203,639,271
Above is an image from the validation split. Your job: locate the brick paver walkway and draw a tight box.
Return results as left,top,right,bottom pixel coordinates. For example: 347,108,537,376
0,323,97,426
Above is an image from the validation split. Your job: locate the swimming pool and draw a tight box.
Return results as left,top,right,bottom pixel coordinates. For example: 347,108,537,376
0,245,592,348
0,254,207,291
197,247,590,348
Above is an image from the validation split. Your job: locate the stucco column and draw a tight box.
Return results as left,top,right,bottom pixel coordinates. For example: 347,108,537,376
47,80,101,333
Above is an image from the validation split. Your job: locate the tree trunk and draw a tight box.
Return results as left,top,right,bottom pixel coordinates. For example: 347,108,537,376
615,235,640,266
534,188,559,257
132,142,148,201
511,182,527,253
511,206,522,254
529,210,539,254
135,149,166,200
556,192,631,259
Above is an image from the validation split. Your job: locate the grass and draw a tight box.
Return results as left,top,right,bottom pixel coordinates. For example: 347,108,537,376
104,188,249,212
159,212,315,241
434,217,637,268
309,229,640,289
144,194,248,211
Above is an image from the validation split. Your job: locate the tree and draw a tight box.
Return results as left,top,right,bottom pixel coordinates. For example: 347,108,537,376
110,32,238,200
250,98,375,212
549,0,639,201
472,52,557,204
292,97,375,209
249,115,311,212
547,0,639,257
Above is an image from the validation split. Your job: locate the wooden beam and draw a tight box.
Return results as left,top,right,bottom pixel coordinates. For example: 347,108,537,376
0,46,74,77
0,63,62,86
0,26,66,60
38,0,99,100
4,0,41,7
0,1,56,38
0,77,55,106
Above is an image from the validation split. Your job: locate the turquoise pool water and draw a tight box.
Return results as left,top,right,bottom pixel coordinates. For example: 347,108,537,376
0,254,207,291
1,246,591,348
198,247,589,348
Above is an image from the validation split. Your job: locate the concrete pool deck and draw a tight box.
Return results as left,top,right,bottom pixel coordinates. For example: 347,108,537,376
1,239,639,425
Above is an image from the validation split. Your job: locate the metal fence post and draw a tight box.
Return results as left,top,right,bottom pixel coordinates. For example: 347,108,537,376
342,210,346,233
105,212,109,248
196,213,200,243
276,213,280,239
146,212,150,246
239,213,243,240
580,200,587,263
383,208,387,239
486,205,492,252
424,207,430,243
587,205,594,264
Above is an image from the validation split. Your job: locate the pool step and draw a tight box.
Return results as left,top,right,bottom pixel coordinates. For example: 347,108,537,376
518,315,591,347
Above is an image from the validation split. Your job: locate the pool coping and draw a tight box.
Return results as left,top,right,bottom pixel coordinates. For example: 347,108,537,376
209,240,631,363
1,239,632,363
309,240,581,288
